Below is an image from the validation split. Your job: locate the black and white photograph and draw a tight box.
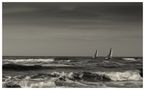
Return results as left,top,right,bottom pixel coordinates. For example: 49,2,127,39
2,2,143,88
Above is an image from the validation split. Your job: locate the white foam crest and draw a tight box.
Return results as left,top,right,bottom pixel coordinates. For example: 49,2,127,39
58,60,71,63
101,60,125,66
50,71,142,81
19,76,57,88
18,76,31,88
94,70,142,81
29,78,57,88
122,58,136,61
3,58,54,64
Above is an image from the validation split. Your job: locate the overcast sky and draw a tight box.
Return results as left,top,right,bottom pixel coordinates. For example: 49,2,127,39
3,2,142,56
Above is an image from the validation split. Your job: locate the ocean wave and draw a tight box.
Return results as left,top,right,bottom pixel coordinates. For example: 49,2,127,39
3,64,45,70
3,58,54,64
3,70,142,88
2,64,76,71
122,58,136,61
93,70,142,81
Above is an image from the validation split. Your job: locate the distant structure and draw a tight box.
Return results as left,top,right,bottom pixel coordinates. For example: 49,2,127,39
93,49,98,59
105,48,113,60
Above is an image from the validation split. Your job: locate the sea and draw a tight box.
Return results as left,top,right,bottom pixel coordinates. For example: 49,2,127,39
2,56,143,88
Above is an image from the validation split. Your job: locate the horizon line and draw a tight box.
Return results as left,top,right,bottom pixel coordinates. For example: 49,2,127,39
2,55,143,57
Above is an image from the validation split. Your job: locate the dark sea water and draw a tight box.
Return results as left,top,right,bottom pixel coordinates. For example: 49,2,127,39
2,56,143,88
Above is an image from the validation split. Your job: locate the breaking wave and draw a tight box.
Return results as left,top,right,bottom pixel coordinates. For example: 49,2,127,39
3,58,54,64
3,70,142,88
122,58,136,61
